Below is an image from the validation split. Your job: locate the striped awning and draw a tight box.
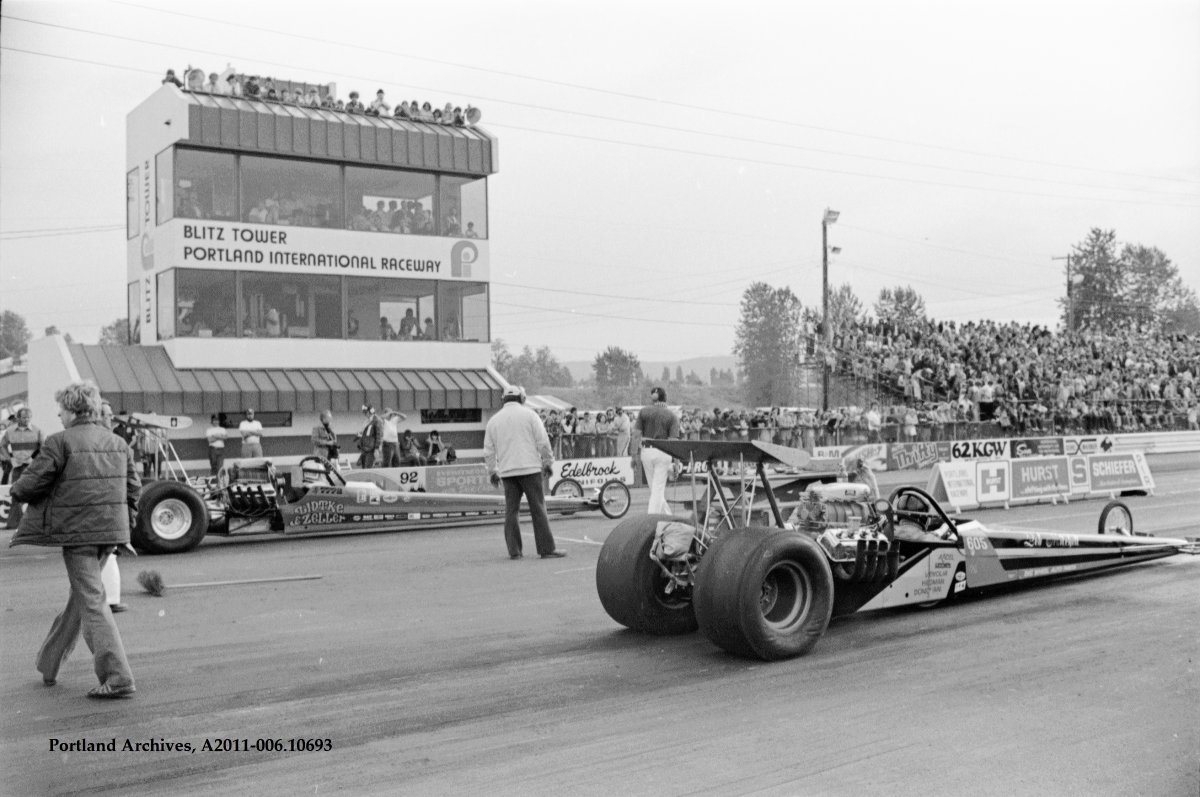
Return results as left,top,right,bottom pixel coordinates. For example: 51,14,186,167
67,344,502,416
181,90,497,176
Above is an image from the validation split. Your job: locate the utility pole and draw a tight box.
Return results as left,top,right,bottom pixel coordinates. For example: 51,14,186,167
821,209,839,412
1052,254,1073,333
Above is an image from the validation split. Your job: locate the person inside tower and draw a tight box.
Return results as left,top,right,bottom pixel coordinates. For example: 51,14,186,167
369,200,388,231
398,309,418,340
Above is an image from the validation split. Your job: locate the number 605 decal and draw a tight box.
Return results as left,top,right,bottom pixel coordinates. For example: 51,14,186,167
963,534,991,552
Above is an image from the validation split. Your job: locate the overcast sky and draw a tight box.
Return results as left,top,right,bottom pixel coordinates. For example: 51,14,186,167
2,0,1197,363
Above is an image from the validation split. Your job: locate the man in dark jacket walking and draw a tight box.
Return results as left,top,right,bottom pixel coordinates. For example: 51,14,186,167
10,381,141,698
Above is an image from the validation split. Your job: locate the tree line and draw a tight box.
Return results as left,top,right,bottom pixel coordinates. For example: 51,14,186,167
6,227,1192,409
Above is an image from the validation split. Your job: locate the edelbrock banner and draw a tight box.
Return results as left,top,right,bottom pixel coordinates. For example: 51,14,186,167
549,457,635,490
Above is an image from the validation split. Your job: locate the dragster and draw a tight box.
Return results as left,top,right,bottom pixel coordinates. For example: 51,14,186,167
133,456,631,554
99,413,630,554
596,439,1199,661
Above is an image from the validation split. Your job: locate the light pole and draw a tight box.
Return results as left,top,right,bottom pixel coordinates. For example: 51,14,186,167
1051,253,1075,333
821,208,840,412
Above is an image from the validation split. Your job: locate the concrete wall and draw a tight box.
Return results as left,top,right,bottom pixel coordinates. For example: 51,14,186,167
25,336,81,435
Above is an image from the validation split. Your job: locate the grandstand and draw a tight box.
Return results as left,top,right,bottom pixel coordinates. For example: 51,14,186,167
804,315,1198,436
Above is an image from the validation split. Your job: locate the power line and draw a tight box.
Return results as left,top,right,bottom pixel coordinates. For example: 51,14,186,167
0,223,124,235
7,13,1197,203
101,0,1200,189
493,300,724,328
495,281,731,307
0,45,157,76
489,123,1200,210
0,225,124,241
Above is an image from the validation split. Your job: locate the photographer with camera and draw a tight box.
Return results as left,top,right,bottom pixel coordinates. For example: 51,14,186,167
311,410,338,461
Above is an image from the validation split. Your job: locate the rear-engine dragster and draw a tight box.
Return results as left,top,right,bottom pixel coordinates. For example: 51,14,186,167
595,439,1199,662
131,453,631,555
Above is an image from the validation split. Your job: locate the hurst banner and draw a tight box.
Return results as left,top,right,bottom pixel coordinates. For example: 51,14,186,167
926,451,1153,510
1010,457,1070,501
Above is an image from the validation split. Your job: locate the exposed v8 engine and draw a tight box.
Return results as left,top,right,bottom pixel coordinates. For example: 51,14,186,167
788,482,896,583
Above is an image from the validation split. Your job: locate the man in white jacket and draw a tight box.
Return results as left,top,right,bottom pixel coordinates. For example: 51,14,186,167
483,385,564,560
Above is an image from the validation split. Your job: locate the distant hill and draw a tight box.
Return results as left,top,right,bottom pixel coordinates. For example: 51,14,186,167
564,354,737,385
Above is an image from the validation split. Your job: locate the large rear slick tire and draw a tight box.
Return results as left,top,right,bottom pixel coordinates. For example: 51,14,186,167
133,481,209,554
694,528,834,661
596,514,698,635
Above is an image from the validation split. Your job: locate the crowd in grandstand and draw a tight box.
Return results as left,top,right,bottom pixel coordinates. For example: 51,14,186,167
533,319,1198,457
832,319,1197,437
163,67,479,127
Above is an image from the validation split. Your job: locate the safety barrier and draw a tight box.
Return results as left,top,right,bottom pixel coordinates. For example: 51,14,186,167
926,451,1156,512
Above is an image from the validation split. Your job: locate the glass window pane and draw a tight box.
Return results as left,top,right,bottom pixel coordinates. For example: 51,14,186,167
240,155,342,229
155,148,173,226
348,276,438,341
437,282,488,342
174,149,237,221
345,166,435,235
156,270,176,340
127,282,140,343
238,271,342,339
174,269,238,338
440,175,487,238
126,169,138,239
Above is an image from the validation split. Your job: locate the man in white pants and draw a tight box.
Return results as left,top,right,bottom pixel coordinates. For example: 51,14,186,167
636,387,682,516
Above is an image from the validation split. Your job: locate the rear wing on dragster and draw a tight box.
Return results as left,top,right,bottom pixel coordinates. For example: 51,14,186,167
644,438,835,470
643,439,843,529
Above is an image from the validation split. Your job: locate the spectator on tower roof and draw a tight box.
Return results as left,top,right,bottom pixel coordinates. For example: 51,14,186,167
370,89,390,115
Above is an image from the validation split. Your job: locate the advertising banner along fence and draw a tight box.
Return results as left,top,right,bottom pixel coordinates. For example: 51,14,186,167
926,451,1154,511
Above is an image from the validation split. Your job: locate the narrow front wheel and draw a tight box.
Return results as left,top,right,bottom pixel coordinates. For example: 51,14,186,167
598,480,631,519
1098,500,1134,535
